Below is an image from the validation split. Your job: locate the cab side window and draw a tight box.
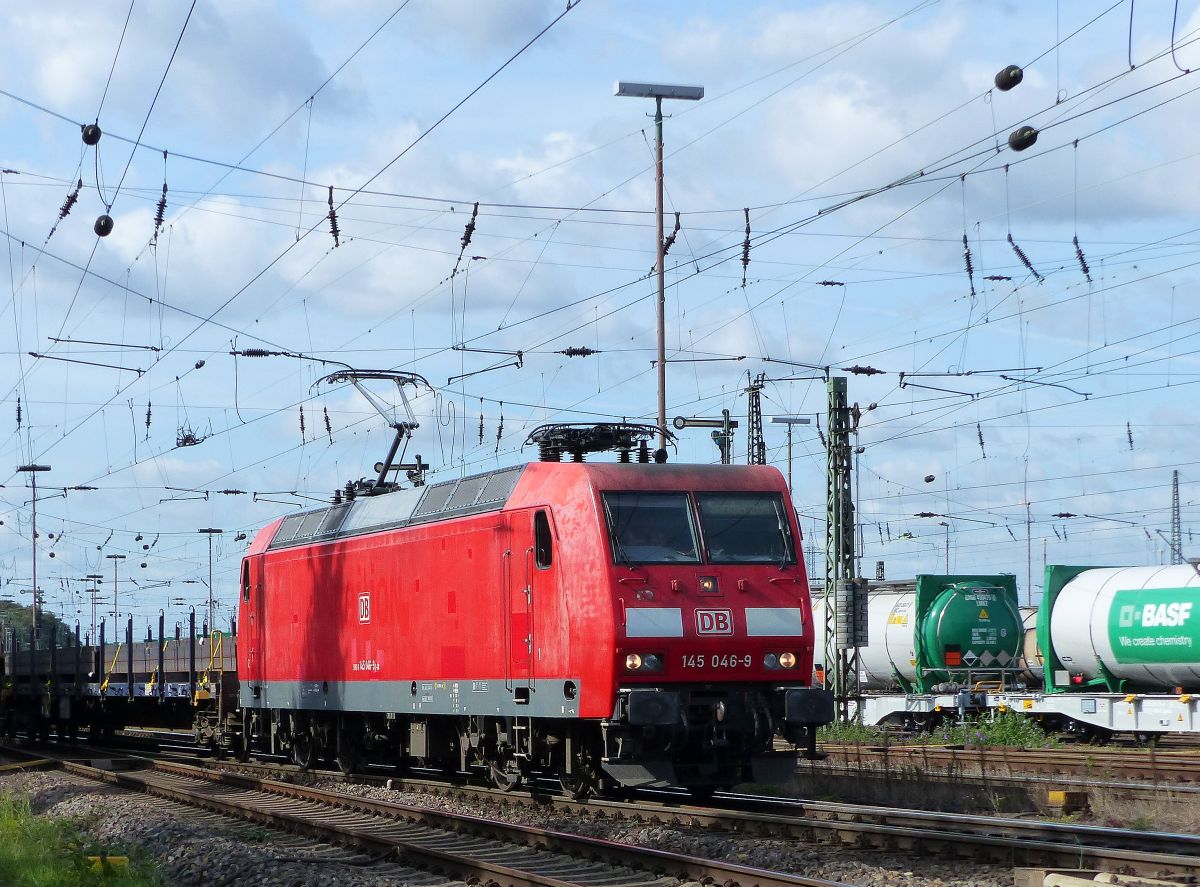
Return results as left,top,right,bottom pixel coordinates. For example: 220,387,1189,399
534,510,553,568
241,561,251,602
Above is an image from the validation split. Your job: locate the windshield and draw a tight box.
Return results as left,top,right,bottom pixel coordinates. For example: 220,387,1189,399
602,492,700,563
697,493,796,564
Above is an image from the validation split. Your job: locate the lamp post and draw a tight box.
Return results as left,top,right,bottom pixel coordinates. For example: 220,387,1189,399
16,464,51,646
938,521,950,573
769,416,812,497
198,528,223,636
85,573,104,644
615,80,703,452
105,554,125,626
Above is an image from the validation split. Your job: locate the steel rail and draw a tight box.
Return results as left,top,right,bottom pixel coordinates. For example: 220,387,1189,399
817,743,1200,782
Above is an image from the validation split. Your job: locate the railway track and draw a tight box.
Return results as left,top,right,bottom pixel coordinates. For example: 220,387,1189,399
23,751,850,887
10,736,1200,881
194,757,1200,879
816,742,1200,782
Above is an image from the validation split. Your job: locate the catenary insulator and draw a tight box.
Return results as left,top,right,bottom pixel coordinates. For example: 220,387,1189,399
1007,125,1038,152
618,449,630,463
81,123,102,145
94,214,114,237
571,449,584,463
994,65,1023,91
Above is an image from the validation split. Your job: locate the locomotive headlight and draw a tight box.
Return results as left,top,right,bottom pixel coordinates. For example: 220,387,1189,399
714,700,727,722
699,576,718,594
624,652,663,671
778,652,797,669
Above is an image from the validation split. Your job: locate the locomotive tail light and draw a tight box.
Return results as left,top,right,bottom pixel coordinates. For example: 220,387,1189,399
699,576,718,594
764,653,779,669
642,653,662,671
715,700,727,722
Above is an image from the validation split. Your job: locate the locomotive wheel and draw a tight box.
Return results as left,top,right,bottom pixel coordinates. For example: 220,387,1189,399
335,719,361,776
292,730,317,769
558,767,595,800
488,758,523,791
290,715,318,770
235,712,255,763
559,744,599,800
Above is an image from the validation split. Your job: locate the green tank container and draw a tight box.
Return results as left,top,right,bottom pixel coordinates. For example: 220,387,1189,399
855,575,1023,693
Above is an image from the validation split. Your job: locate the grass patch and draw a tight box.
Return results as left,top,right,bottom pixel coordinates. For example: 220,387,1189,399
820,712,1061,748
934,712,1061,748
0,792,158,886
818,720,891,744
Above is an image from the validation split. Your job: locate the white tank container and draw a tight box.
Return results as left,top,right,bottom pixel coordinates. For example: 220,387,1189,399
1050,565,1200,688
810,593,919,690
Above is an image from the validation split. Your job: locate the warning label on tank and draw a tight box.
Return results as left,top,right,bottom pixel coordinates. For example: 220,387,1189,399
1108,588,1200,664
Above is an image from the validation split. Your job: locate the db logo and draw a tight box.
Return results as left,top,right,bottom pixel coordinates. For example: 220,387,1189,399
358,592,371,624
696,608,733,635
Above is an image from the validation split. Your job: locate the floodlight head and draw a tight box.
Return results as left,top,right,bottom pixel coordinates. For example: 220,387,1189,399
614,81,704,101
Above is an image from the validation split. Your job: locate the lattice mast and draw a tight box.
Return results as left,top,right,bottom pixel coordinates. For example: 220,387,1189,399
1171,469,1183,565
823,377,863,720
745,372,766,465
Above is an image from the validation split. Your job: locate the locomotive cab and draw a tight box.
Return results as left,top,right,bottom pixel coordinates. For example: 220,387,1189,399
595,476,833,790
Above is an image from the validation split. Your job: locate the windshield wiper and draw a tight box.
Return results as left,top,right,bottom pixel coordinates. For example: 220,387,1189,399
776,518,790,570
612,534,635,570
603,498,636,570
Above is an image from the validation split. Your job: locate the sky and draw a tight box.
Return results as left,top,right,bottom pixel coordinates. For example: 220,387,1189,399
1,0,1198,639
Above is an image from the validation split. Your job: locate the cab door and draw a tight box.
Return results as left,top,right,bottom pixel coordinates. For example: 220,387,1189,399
503,511,533,700
503,508,557,703
241,556,265,696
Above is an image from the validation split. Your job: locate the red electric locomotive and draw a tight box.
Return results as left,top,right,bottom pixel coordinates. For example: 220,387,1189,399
237,423,833,794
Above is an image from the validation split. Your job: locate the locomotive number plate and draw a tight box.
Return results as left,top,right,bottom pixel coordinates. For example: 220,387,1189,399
681,653,753,669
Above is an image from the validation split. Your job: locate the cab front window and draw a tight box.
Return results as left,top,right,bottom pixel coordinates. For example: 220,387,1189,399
697,492,795,564
602,492,700,564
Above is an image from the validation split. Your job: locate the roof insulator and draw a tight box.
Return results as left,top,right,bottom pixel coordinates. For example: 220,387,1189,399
994,65,1023,91
1007,125,1039,152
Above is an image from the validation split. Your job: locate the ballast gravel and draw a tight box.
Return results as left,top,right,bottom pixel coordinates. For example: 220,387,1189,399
0,769,1015,887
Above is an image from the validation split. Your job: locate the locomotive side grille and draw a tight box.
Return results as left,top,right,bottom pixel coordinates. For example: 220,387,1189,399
296,510,326,537
317,503,352,535
271,513,307,546
445,475,490,510
413,479,457,516
477,466,523,504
